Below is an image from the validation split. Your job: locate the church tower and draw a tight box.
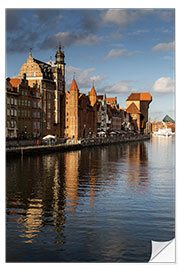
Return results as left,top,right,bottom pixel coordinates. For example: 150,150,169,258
65,78,79,139
53,44,66,137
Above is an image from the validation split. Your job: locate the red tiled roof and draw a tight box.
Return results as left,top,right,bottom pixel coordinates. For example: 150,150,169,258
10,78,20,88
106,97,117,105
69,79,79,91
127,92,152,101
89,86,97,96
126,103,140,114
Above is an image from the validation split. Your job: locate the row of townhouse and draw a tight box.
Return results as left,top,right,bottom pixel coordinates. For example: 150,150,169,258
64,78,152,139
6,48,152,139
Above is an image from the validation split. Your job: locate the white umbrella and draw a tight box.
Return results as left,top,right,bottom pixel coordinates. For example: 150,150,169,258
42,135,56,140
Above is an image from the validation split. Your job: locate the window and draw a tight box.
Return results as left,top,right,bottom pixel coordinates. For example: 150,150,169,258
37,122,40,129
48,112,51,119
33,112,36,118
25,110,27,117
37,112,40,118
33,102,36,108
48,102,51,109
33,121,36,129
22,90,24,95
47,122,51,129
28,110,30,117
33,72,36,76
7,97,10,104
22,110,24,117
28,101,31,107
14,99,17,105
11,109,14,116
25,100,27,106
14,121,16,128
7,121,10,128
14,109,17,116
11,120,14,128
22,100,24,106
11,97,14,105
7,109,10,116
18,110,20,117
25,91,27,96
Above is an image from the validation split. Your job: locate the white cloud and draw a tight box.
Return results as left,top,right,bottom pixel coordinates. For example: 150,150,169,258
104,49,133,60
152,77,175,93
99,81,131,93
66,66,107,90
152,41,175,52
102,9,174,26
102,9,140,25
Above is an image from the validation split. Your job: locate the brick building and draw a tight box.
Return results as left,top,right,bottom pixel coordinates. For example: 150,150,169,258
6,78,18,138
65,79,97,139
126,93,152,132
18,46,65,137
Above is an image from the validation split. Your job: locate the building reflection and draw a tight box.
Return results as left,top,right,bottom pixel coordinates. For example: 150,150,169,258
19,198,43,243
64,151,81,214
126,142,150,192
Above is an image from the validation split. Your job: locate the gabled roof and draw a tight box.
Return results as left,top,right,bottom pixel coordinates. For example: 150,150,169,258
126,103,140,114
10,78,20,88
127,92,152,101
89,86,97,96
106,97,117,105
69,79,79,91
163,115,175,123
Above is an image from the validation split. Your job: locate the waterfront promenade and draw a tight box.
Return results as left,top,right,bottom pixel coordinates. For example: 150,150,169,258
6,133,150,157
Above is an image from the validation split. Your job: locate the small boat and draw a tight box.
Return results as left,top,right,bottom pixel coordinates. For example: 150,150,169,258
153,128,174,137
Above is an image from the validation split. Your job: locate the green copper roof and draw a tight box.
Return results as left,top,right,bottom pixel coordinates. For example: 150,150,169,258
163,115,175,123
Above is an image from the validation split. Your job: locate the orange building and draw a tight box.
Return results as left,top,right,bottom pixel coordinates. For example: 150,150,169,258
65,79,97,139
126,92,152,132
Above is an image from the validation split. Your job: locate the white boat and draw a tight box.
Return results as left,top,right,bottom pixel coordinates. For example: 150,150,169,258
153,128,174,137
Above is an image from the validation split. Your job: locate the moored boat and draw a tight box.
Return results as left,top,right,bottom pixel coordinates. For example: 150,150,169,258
153,128,174,137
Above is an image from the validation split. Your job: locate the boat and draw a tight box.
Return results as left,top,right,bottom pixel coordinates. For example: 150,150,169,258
153,128,174,137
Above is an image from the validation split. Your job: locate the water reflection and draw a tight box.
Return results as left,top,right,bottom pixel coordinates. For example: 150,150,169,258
6,139,175,262
126,143,150,193
19,198,43,243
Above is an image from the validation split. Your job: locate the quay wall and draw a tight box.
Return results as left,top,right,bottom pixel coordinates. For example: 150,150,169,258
6,134,150,157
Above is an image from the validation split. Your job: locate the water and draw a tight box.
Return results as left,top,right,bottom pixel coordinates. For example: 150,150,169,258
6,137,175,262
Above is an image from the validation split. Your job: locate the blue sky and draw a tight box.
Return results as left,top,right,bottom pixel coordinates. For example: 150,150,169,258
6,8,175,121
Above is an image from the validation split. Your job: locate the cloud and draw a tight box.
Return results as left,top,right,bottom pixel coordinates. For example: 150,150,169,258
152,77,175,93
99,81,132,93
152,41,175,52
102,9,175,26
81,9,100,32
6,9,23,32
104,49,133,60
40,32,102,49
35,9,62,26
102,9,140,25
66,66,107,90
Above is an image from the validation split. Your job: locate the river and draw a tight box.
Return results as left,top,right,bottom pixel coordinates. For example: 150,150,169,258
6,136,175,262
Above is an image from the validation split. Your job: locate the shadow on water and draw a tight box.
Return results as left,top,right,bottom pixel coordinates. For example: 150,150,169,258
6,139,175,262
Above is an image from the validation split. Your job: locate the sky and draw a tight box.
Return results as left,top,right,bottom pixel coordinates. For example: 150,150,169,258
5,8,175,121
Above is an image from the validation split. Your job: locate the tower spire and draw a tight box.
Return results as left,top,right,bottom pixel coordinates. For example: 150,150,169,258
73,72,76,80
29,48,32,57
